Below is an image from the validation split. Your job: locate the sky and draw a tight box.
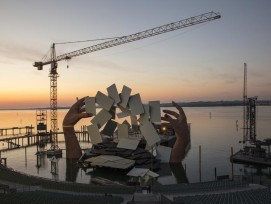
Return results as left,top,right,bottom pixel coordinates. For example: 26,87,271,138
0,0,271,109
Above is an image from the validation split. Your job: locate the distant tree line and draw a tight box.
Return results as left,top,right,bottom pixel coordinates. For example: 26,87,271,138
161,100,271,107
1,100,271,110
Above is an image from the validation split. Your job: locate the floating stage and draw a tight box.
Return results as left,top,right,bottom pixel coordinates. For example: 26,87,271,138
231,146,271,166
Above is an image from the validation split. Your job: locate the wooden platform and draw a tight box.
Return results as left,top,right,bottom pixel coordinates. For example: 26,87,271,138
0,126,34,136
231,150,271,166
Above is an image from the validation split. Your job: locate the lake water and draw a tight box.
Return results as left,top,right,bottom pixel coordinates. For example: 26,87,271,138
1,106,271,185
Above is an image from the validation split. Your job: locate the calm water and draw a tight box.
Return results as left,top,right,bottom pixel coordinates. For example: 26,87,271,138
1,106,271,184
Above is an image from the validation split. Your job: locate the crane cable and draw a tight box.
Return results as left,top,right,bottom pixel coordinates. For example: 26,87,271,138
41,37,121,62
54,36,121,45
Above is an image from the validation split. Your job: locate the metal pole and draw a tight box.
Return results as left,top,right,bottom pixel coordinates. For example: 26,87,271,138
199,145,202,183
231,147,234,180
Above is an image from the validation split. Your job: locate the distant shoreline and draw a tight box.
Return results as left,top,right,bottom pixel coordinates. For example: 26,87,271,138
1,100,270,111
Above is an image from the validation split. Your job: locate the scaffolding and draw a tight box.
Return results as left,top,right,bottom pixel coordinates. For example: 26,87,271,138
36,109,47,135
242,63,258,144
247,97,257,143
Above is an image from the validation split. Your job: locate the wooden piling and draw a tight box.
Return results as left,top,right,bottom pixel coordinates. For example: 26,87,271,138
231,146,234,180
199,145,202,183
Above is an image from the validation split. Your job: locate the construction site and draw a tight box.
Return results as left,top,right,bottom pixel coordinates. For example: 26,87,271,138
1,6,271,204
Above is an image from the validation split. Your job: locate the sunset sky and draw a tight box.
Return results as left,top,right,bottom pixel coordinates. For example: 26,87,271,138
1,0,271,109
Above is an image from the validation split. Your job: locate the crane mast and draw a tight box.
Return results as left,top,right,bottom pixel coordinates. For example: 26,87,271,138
243,63,248,143
34,11,221,153
49,44,59,150
242,63,257,144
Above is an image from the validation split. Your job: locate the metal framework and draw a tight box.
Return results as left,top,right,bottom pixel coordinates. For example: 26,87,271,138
243,63,248,143
242,63,257,144
49,44,59,150
33,11,221,149
247,97,257,143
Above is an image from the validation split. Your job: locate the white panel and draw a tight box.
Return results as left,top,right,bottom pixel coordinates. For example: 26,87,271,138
156,145,172,163
117,123,128,139
85,96,96,115
138,104,150,125
91,109,112,128
140,121,160,147
126,168,159,178
107,83,120,104
86,155,135,169
128,94,144,116
146,170,159,178
117,107,131,118
95,91,114,111
87,124,102,144
149,101,161,124
127,167,149,177
117,138,140,150
119,85,132,108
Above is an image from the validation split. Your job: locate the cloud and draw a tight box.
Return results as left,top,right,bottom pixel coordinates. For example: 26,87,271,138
250,70,265,78
216,73,239,84
0,41,44,63
70,57,133,73
0,59,14,65
256,82,271,88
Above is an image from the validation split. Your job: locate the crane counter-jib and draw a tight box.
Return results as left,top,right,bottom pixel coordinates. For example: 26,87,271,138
33,11,220,70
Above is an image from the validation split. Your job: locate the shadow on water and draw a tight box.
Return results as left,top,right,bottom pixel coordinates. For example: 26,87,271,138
66,158,80,183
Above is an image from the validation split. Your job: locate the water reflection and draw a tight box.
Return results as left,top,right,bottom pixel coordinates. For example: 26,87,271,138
66,158,79,182
30,145,190,186
1,106,271,184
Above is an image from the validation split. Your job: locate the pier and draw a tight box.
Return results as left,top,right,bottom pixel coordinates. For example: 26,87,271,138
0,126,34,136
0,125,89,152
0,133,51,151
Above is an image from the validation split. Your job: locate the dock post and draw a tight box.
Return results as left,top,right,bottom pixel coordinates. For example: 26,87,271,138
199,145,202,183
84,126,86,141
214,168,217,180
231,147,234,180
87,125,89,143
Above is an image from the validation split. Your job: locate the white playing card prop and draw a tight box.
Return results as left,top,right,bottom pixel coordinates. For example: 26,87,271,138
86,84,161,149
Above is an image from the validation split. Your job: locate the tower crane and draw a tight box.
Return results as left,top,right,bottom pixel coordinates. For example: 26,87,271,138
33,11,221,154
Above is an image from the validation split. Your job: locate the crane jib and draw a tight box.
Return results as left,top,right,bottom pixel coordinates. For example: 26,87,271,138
34,11,220,68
